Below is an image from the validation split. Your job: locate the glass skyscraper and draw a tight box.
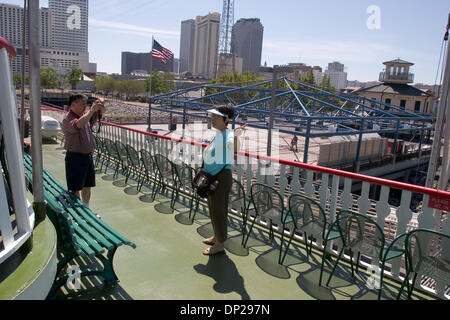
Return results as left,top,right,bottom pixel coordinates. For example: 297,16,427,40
49,0,89,52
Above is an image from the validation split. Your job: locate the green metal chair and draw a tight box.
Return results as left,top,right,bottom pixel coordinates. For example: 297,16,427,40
228,179,251,241
319,209,385,287
172,161,199,221
125,144,141,186
279,193,330,264
94,136,109,172
114,140,129,177
138,149,158,199
397,228,450,300
92,135,102,167
242,183,286,260
377,232,408,300
228,178,248,219
102,138,123,178
153,153,179,209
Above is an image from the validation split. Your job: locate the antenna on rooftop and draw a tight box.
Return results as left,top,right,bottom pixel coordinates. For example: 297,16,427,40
217,0,235,78
218,0,234,54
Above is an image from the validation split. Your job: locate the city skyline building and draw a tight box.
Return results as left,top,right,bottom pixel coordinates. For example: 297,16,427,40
192,12,220,79
325,61,347,90
231,18,263,75
179,19,195,74
48,0,88,52
0,1,91,74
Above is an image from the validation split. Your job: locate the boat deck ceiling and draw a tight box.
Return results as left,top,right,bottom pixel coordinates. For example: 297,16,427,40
40,143,433,300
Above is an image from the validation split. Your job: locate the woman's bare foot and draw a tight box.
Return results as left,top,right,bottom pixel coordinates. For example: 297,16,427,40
203,243,225,256
202,237,215,245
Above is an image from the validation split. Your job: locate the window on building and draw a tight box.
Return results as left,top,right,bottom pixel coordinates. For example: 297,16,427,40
385,98,391,111
415,101,421,112
400,100,406,110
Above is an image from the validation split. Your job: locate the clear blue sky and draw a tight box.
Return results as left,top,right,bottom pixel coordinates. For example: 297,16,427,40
2,0,449,84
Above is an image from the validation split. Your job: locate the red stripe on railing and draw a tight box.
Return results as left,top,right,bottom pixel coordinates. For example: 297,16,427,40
40,109,450,201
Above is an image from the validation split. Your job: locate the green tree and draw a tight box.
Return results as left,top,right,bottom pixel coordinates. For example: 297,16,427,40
65,65,83,90
115,80,145,100
13,72,29,88
40,67,59,90
302,69,316,85
206,71,266,101
95,76,115,97
145,70,176,95
318,74,335,91
57,73,67,89
162,72,176,93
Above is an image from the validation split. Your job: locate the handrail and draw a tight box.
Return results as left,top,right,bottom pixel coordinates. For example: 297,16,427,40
95,118,450,201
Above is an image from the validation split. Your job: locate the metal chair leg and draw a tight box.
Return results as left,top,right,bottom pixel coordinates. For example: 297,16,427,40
326,247,345,287
396,270,411,300
407,273,418,300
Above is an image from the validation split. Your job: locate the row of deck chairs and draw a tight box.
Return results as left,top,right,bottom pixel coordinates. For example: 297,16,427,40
92,135,247,223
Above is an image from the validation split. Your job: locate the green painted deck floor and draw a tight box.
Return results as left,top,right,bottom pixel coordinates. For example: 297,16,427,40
42,142,433,300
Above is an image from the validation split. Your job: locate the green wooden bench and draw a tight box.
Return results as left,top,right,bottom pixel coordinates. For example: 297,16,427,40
23,152,136,297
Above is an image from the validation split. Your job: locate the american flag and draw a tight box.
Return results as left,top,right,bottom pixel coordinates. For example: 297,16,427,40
152,40,174,64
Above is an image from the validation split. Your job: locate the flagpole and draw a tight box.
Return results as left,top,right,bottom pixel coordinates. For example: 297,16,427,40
147,36,154,132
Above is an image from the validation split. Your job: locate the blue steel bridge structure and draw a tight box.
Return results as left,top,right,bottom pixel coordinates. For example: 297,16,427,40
148,78,436,165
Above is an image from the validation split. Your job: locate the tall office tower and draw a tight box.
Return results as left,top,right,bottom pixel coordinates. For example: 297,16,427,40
231,18,263,75
48,0,89,72
1,1,91,73
0,3,51,48
179,19,195,74
325,61,347,90
327,61,345,72
49,0,88,52
192,12,220,79
0,3,51,73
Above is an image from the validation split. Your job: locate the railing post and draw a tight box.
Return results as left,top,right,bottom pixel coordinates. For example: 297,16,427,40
355,118,364,173
182,102,187,140
392,119,400,164
303,119,311,164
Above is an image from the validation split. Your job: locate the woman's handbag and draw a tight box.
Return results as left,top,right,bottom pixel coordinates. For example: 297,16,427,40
192,166,225,198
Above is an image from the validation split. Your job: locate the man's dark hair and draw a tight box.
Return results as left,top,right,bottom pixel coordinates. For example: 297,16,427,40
69,94,87,106
216,105,234,125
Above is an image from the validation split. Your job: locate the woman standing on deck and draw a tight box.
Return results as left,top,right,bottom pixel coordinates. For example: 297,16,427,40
202,105,247,255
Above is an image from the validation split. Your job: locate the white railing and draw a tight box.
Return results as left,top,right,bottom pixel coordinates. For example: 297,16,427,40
43,108,450,299
0,48,34,264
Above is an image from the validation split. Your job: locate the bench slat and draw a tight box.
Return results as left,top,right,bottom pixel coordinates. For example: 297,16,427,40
56,194,114,251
